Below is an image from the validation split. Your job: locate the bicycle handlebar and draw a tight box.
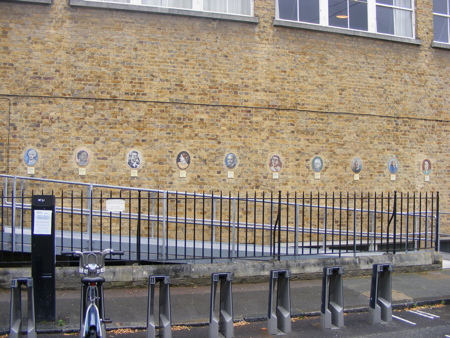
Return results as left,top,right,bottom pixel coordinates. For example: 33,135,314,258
62,249,124,276
62,249,125,257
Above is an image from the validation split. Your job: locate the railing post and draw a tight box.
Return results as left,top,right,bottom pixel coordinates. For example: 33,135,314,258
267,270,291,335
369,263,393,324
87,184,94,251
435,192,440,252
137,190,141,261
162,191,168,260
209,272,233,338
11,176,17,252
320,266,344,329
294,201,299,258
147,275,172,338
272,191,282,260
231,198,237,259
9,277,36,338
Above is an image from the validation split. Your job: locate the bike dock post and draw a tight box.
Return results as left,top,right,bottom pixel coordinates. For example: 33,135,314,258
267,269,292,335
320,266,344,330
369,263,393,324
209,272,233,338
9,277,36,338
147,275,172,338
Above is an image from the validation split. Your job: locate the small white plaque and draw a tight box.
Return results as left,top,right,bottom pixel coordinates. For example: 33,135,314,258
106,199,125,213
354,174,360,181
27,167,35,175
130,170,138,177
391,174,396,181
228,171,234,179
179,171,187,178
33,210,52,235
315,172,321,180
425,175,430,182
79,168,86,176
273,172,279,179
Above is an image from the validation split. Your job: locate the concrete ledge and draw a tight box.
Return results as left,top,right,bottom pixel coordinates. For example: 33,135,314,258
274,19,422,46
0,251,442,289
431,41,450,50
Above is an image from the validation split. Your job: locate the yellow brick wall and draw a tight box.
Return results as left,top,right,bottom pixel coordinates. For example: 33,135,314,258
0,1,449,228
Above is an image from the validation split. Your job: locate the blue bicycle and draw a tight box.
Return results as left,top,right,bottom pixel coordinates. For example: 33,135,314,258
63,249,123,338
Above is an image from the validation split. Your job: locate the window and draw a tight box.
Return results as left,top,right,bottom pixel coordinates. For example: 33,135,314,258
85,0,253,16
434,0,450,43
277,0,415,38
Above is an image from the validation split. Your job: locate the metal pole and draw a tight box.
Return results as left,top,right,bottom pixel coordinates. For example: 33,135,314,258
137,190,141,262
163,191,167,261
87,184,93,251
436,192,440,252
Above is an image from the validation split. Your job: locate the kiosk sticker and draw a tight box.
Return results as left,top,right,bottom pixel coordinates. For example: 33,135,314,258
33,210,52,235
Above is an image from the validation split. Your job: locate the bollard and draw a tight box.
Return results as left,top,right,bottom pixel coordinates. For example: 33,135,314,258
9,277,37,338
320,266,344,329
369,263,393,324
267,270,292,335
209,272,233,338
147,275,172,338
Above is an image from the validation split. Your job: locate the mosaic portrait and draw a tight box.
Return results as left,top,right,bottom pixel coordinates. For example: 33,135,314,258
351,157,362,174
388,158,399,174
312,156,323,172
177,151,190,170
225,153,237,169
76,149,90,167
24,148,38,166
269,155,282,172
127,150,141,169
422,159,431,175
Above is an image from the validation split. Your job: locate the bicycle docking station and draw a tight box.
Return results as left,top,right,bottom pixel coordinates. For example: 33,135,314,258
209,272,234,338
9,277,36,338
267,269,292,335
369,263,393,324
320,266,344,329
147,275,172,338
31,195,56,322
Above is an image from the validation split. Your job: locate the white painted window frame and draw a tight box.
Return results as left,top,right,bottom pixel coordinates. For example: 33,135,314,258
85,0,254,16
276,0,416,39
433,0,450,44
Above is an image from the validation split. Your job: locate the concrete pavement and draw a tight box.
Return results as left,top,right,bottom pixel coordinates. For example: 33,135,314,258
1,256,450,335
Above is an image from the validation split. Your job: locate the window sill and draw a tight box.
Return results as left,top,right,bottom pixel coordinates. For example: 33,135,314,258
431,41,450,50
274,20,422,46
69,0,259,24
5,0,52,3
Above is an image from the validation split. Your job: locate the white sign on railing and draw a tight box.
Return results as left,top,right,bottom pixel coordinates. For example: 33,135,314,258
106,199,126,213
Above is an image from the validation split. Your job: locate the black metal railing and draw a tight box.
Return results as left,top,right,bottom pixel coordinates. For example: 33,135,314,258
0,175,439,265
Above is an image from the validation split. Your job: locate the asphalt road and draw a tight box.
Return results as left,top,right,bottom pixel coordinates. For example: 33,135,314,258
45,303,450,337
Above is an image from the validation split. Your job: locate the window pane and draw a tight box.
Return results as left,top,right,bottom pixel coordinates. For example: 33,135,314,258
168,0,192,9
329,0,348,28
299,0,319,24
142,0,164,5
204,0,226,12
377,6,394,34
229,0,251,15
350,1,368,31
278,0,298,21
434,0,449,14
377,0,393,5
394,0,411,8
434,16,449,42
394,8,412,37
